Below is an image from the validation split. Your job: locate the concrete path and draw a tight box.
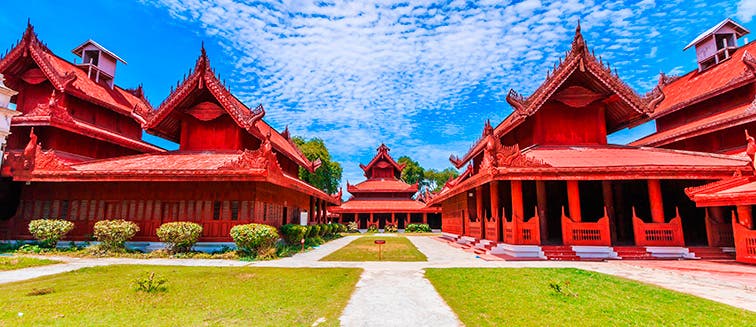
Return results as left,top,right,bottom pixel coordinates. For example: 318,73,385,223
2,235,755,316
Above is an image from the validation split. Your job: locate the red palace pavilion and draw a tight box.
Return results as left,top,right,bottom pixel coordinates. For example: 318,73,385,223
0,23,339,245
329,144,441,230
428,23,755,262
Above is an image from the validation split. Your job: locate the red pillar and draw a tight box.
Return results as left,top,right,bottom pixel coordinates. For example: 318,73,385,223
566,180,581,222
536,181,548,240
475,185,484,220
369,212,374,227
422,213,427,225
490,181,500,241
648,180,665,223
490,181,500,220
511,180,524,222
309,196,315,224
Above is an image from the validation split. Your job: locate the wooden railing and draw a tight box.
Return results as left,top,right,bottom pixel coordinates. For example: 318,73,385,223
733,216,756,264
705,210,734,247
467,217,482,239
502,208,540,245
561,207,611,246
484,216,499,242
632,207,685,247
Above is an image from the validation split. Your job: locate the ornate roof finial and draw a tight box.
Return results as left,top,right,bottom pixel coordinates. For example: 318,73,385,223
747,129,756,171
572,20,586,52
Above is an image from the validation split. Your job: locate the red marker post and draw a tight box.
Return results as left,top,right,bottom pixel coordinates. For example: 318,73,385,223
374,240,386,260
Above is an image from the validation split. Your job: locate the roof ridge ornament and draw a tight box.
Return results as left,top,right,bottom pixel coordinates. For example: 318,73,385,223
746,129,756,172
743,50,756,72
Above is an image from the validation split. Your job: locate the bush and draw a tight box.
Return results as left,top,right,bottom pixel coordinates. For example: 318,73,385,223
28,219,74,248
156,222,203,253
318,224,328,237
347,221,360,233
134,272,167,293
280,224,307,245
93,220,139,251
230,223,279,256
310,225,322,238
367,224,378,233
405,223,432,233
384,224,397,233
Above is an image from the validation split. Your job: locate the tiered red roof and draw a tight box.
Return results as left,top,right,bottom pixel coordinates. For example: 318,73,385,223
451,24,655,168
631,42,756,148
0,22,162,154
134,46,319,172
430,25,751,205
686,175,756,206
332,144,437,214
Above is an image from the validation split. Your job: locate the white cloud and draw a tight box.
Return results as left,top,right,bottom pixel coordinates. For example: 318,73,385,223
737,0,756,23
142,0,735,187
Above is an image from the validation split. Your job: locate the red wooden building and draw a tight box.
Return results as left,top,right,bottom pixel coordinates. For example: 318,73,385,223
330,144,441,230
429,25,751,260
0,23,339,243
631,19,756,155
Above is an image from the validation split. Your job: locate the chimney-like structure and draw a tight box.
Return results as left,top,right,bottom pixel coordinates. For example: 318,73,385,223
72,39,127,88
684,18,750,72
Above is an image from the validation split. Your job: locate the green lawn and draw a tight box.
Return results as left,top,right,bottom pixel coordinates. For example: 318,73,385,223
425,268,756,326
0,265,362,326
320,236,427,261
0,256,60,271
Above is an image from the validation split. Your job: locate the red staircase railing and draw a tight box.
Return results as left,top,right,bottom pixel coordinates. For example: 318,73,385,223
705,210,734,247
467,218,482,239
484,216,499,242
502,207,540,245
561,207,611,246
632,207,685,247
733,216,756,264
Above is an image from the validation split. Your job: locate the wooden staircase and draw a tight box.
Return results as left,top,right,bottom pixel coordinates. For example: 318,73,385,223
613,246,655,260
687,247,735,260
541,245,580,261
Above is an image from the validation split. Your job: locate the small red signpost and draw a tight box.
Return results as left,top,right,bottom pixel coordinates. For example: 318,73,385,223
374,240,386,260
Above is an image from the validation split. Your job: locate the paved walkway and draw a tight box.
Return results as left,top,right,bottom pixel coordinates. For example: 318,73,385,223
1,235,755,325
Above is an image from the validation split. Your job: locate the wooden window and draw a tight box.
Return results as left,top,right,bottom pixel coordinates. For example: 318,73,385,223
60,200,69,219
42,200,51,218
231,201,239,221
212,201,221,220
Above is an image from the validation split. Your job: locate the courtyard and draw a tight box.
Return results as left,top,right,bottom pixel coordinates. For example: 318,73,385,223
1,234,754,326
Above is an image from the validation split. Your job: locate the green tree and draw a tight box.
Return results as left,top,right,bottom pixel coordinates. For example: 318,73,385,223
423,167,460,192
397,156,425,186
293,137,343,194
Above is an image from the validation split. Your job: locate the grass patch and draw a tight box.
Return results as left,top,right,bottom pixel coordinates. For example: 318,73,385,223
0,265,361,326
320,236,427,261
0,256,60,271
425,268,756,326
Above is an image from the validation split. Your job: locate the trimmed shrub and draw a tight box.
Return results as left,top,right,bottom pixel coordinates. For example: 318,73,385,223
367,224,378,233
384,224,398,233
347,221,359,233
230,223,279,256
318,224,328,237
93,220,139,251
311,224,322,238
405,223,432,233
28,219,74,248
156,222,203,253
280,224,307,245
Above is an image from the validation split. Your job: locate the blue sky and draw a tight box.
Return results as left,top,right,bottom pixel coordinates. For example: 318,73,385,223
1,0,755,190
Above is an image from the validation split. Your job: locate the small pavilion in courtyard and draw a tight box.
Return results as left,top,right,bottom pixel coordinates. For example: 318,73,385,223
330,144,441,229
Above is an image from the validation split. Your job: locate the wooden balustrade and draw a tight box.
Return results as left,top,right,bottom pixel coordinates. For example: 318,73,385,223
484,216,498,241
632,207,685,246
466,218,482,239
705,210,734,247
502,208,540,245
733,216,756,264
561,206,611,246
